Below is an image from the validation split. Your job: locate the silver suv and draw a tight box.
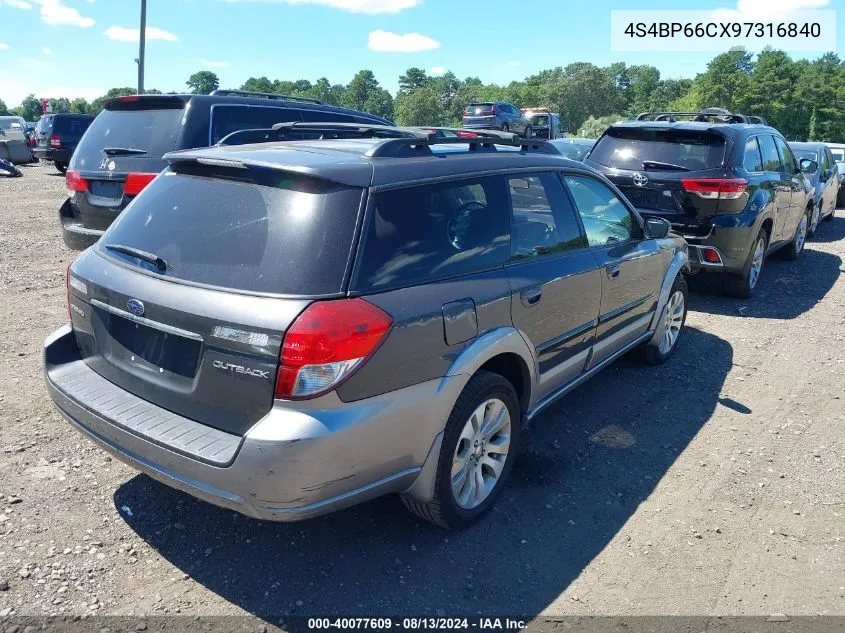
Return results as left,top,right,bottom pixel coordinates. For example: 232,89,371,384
44,125,689,530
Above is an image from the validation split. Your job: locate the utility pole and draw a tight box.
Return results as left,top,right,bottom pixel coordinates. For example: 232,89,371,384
137,0,146,94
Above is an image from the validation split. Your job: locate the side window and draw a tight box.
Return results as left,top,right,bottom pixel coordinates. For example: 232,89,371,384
774,136,798,174
354,176,511,289
563,175,641,246
758,135,783,172
210,105,303,144
508,173,586,259
821,149,831,174
743,137,764,172
301,109,356,123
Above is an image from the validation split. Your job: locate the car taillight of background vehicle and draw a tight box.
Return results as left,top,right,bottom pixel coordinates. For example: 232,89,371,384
65,170,89,193
49,135,61,149
681,178,748,200
123,173,157,196
275,298,393,400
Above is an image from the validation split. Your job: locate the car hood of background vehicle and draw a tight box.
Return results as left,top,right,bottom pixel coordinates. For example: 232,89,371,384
164,142,376,188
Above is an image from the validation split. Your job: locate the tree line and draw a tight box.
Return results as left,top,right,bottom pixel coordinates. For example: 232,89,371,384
1,50,843,141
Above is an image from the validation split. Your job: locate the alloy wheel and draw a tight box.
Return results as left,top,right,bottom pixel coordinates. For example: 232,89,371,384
795,215,808,254
451,398,512,509
748,237,765,289
658,290,685,354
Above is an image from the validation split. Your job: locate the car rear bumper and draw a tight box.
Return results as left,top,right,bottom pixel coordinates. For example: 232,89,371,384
33,147,71,162
44,325,455,522
59,199,103,251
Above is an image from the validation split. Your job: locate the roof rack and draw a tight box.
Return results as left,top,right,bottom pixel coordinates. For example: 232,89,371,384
209,89,326,105
216,122,556,156
635,110,768,125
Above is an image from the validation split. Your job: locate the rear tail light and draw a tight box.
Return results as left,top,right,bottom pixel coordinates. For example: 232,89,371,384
681,178,748,200
119,95,141,102
489,106,497,115
123,172,157,196
50,135,61,149
275,298,393,400
65,170,89,193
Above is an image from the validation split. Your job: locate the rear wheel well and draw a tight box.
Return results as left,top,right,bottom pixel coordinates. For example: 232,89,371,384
478,353,530,413
760,217,773,241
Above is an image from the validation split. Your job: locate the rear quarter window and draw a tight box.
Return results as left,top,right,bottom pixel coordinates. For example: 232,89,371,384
97,168,363,296
210,105,304,144
590,128,726,171
354,176,511,290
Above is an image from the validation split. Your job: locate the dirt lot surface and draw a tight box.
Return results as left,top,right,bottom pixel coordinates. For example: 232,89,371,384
0,164,843,625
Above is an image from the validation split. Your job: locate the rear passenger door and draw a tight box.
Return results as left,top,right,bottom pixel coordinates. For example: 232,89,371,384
563,174,664,368
758,134,792,244
505,172,601,401
774,136,805,241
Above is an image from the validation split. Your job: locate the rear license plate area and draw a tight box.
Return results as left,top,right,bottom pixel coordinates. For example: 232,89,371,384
93,307,201,378
89,180,124,200
621,186,659,208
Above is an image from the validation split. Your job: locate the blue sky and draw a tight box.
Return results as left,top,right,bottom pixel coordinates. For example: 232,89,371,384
0,0,840,108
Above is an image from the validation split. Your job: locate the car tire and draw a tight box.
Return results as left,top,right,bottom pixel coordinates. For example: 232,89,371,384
401,370,520,530
807,203,821,238
55,162,67,174
524,126,532,139
782,206,810,261
722,227,769,298
501,123,509,133
632,274,687,365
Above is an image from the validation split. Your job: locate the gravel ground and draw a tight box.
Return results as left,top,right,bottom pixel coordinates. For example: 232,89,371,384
0,164,843,625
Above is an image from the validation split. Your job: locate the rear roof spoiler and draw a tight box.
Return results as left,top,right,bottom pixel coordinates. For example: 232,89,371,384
104,94,188,111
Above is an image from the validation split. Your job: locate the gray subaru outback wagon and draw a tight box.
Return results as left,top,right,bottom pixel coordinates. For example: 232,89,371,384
44,125,689,530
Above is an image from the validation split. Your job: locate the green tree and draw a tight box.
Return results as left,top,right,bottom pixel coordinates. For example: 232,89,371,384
394,86,443,126
70,98,89,114
240,76,274,93
187,71,220,95
88,87,137,115
51,97,72,114
398,67,430,95
0,99,9,116
540,63,617,132
577,114,623,138
690,49,753,112
342,70,394,120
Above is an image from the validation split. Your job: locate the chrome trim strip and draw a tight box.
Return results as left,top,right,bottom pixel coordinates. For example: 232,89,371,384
598,293,654,324
90,299,204,342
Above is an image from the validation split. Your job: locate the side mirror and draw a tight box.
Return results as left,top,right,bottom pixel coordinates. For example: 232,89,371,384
799,158,818,173
823,167,833,180
644,217,671,239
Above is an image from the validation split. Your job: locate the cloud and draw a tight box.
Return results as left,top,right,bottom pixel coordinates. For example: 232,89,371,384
201,59,231,69
0,43,9,50
42,47,53,55
367,29,439,53
104,26,180,42
2,0,32,9
504,60,520,68
430,66,445,76
33,0,95,27
219,0,420,13
712,0,829,21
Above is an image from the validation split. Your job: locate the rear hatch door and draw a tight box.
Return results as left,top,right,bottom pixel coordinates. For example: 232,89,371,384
463,103,496,126
68,96,185,231
68,162,366,436
586,126,730,236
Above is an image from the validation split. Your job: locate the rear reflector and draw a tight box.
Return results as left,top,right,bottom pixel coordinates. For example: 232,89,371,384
50,135,61,149
681,178,748,200
275,298,393,400
65,170,89,193
700,247,723,264
123,172,157,196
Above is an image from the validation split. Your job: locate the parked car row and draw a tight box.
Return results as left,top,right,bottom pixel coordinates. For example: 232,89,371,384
41,100,840,532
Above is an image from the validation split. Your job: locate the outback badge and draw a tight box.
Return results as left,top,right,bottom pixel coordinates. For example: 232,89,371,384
126,298,145,317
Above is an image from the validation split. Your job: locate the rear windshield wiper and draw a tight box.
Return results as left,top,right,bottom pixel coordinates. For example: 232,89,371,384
104,244,168,271
642,160,689,172
102,147,147,156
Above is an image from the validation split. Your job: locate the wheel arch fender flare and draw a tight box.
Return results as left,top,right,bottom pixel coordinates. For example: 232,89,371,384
647,247,690,341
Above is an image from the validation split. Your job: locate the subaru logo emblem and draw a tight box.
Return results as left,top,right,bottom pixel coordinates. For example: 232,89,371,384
632,172,648,187
126,299,145,317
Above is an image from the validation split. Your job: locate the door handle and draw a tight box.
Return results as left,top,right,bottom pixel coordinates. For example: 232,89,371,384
606,264,621,279
520,287,543,307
